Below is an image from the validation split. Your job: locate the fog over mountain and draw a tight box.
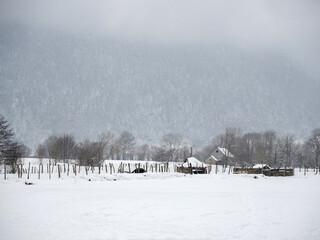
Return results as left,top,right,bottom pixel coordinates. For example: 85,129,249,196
0,0,319,151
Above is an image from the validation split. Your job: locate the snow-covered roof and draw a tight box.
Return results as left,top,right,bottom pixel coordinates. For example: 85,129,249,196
209,155,218,161
182,157,207,168
252,164,271,169
218,147,234,158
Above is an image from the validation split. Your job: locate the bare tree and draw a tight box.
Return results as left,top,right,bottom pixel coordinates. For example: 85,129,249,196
77,139,95,166
42,134,76,163
305,128,320,167
118,131,136,160
238,132,260,165
36,143,48,164
59,134,77,163
92,131,115,164
44,135,60,161
224,127,242,152
136,144,149,160
109,138,122,160
161,133,186,162
263,130,277,166
278,134,295,167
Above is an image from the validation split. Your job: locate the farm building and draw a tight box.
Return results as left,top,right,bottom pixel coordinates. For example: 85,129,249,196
234,164,294,176
205,155,219,165
252,164,271,169
177,157,207,174
206,147,234,165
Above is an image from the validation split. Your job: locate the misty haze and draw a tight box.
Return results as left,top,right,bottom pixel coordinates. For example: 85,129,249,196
0,1,320,240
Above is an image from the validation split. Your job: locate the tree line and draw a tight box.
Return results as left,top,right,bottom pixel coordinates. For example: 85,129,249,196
1,114,319,171
35,132,191,166
197,127,320,168
34,127,320,168
0,115,31,172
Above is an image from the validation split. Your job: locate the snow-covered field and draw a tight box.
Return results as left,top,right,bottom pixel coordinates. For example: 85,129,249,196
0,160,319,240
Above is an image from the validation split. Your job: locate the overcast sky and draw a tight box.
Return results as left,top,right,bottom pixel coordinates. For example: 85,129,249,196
1,0,320,78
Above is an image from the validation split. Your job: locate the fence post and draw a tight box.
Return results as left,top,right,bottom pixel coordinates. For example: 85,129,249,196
58,165,61,178
284,166,286,177
109,163,113,175
27,162,31,180
118,162,122,173
49,161,51,180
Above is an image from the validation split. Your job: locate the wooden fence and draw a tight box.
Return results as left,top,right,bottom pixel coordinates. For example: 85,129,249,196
233,167,294,176
1,161,174,180
176,165,208,174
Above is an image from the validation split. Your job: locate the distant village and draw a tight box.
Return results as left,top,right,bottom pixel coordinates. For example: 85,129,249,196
1,114,319,176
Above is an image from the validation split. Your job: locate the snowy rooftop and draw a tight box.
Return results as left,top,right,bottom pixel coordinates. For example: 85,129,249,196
209,155,218,161
252,164,271,169
182,157,207,168
218,147,234,158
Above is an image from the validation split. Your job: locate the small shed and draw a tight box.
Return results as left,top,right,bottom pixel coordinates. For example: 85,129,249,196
177,157,207,174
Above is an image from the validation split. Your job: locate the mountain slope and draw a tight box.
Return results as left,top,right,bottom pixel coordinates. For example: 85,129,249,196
1,26,319,150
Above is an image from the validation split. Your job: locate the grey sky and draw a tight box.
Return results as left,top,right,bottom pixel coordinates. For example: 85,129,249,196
1,0,320,77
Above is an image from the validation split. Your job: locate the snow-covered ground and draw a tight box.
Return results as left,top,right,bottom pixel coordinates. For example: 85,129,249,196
0,160,319,240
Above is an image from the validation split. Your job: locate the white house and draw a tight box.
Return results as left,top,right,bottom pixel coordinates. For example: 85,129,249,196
206,147,234,164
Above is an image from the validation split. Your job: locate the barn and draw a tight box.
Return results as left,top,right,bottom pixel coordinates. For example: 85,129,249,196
206,147,234,165
252,164,271,170
177,157,207,174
